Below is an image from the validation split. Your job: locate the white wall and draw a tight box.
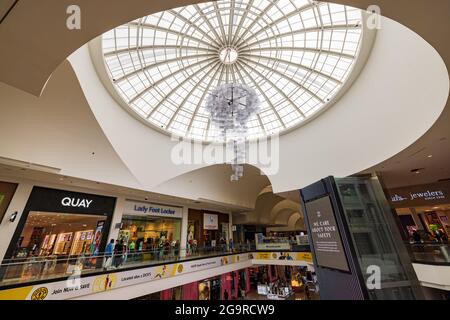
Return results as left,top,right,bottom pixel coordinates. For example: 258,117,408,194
0,61,140,190
269,17,449,192
67,15,449,196
0,15,448,216
154,164,270,210
412,263,450,291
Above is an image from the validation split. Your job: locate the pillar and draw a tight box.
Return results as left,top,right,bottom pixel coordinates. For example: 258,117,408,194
0,182,33,261
107,196,126,243
180,206,189,257
300,175,424,300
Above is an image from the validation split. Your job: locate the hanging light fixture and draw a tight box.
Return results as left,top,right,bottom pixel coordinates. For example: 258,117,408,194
205,83,261,181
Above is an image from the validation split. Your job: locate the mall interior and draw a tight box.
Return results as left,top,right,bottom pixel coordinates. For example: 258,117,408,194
0,0,449,301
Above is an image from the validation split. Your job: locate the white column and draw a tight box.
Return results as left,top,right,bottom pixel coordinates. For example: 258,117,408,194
0,182,33,261
108,196,126,242
228,211,233,243
180,206,189,257
410,208,424,230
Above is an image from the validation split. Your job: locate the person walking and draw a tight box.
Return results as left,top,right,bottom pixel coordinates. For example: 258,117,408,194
113,239,125,268
412,230,421,244
174,240,180,260
129,240,136,261
228,238,234,252
103,239,115,270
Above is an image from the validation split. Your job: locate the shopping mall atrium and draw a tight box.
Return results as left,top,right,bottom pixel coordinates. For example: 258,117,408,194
0,0,449,302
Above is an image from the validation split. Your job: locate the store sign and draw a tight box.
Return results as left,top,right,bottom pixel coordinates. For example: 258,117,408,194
305,196,350,272
203,213,218,230
25,187,116,215
257,284,269,295
388,182,449,208
0,253,251,300
124,200,182,218
253,252,313,264
255,243,291,250
61,197,93,208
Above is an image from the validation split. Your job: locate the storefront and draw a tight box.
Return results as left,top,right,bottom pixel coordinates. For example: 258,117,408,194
1,187,116,281
187,209,229,248
120,200,182,252
0,181,18,224
388,181,450,240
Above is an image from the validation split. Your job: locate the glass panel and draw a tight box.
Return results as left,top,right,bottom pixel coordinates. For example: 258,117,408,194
101,0,363,141
335,176,423,300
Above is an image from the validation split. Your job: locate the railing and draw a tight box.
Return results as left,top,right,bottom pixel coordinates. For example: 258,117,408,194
0,244,258,288
408,243,450,264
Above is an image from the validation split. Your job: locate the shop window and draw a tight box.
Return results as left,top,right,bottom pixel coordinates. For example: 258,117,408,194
13,212,106,258
119,215,181,252
198,281,211,300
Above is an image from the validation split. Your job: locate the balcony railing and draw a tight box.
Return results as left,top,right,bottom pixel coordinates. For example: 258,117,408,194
0,244,262,288
408,243,450,264
0,242,314,289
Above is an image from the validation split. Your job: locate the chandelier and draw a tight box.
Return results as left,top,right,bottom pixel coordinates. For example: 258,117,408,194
205,83,261,181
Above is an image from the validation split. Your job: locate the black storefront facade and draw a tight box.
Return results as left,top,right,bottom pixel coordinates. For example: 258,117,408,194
1,187,116,282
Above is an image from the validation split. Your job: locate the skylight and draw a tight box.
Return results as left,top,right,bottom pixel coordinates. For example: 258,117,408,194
102,0,363,141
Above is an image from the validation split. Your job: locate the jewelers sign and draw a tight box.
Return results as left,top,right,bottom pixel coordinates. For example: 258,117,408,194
388,182,449,208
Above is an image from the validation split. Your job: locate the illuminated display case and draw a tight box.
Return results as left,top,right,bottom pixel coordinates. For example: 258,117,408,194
69,230,94,255
53,232,73,255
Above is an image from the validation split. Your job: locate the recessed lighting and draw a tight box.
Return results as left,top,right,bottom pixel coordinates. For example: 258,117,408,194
427,155,433,158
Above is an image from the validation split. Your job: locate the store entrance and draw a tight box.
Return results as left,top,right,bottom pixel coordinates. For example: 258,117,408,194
13,211,106,258
1,187,115,285
2,211,107,282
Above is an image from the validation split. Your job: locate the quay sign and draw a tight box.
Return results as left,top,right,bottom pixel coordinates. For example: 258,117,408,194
124,200,183,219
388,182,449,208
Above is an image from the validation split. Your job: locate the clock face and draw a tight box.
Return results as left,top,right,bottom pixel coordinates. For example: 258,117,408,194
219,47,238,64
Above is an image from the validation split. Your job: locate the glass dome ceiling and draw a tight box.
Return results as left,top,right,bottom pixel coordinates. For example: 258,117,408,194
102,0,363,141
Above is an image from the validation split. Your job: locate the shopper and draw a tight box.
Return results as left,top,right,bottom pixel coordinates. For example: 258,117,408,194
129,240,136,261
240,288,246,299
113,240,125,268
103,239,115,270
163,240,171,260
174,240,180,260
228,238,234,252
412,230,422,244
219,236,226,252
192,239,198,255
223,290,229,300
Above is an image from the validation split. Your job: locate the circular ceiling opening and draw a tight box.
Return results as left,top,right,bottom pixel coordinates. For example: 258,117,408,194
102,0,364,142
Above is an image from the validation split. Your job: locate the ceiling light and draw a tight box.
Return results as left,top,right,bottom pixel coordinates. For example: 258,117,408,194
427,155,433,158
205,83,260,181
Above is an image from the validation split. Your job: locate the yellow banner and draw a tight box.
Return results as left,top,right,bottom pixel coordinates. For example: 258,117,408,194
0,286,33,300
